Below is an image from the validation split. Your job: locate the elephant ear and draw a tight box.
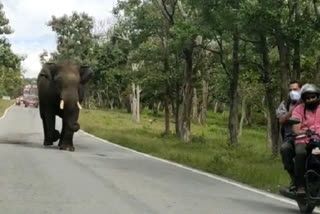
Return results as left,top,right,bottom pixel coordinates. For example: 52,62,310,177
79,65,93,84
39,62,58,81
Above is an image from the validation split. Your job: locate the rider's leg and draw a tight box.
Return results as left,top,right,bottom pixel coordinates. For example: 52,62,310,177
280,140,295,189
295,143,307,194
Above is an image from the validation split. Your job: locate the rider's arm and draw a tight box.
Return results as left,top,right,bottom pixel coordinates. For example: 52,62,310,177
293,123,306,135
277,101,292,124
279,111,293,124
292,104,305,135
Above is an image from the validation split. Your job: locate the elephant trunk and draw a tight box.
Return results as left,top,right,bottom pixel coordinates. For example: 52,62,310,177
61,90,81,132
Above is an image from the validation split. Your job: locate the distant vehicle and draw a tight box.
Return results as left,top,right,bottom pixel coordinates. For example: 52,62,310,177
22,84,38,108
24,95,38,108
15,96,23,105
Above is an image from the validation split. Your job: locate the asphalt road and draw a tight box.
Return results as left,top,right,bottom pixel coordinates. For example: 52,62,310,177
0,105,307,214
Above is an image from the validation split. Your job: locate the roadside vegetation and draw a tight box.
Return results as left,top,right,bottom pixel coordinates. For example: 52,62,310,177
80,109,287,193
0,100,12,116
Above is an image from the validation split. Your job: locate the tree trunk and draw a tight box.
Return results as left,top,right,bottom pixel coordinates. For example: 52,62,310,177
315,53,320,83
260,33,279,156
127,95,132,113
246,104,253,127
214,101,219,113
238,95,247,137
276,33,290,101
136,84,141,123
163,49,171,135
164,85,170,135
192,88,198,122
131,83,137,122
179,47,194,143
175,82,181,137
117,88,123,109
97,92,103,107
293,0,301,80
265,109,272,148
110,99,114,110
200,79,209,125
228,27,240,145
222,103,226,116
293,38,301,80
153,102,158,115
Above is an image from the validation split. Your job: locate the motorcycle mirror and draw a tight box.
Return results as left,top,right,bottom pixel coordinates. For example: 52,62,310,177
287,117,301,125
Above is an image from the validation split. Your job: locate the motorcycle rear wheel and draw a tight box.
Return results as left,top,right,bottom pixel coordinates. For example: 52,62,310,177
297,201,315,214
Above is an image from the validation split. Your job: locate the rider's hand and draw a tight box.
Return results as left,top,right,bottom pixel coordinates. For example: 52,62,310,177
306,129,314,137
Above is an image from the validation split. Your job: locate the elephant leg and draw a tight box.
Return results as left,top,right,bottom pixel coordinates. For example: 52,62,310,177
59,121,75,152
43,112,59,146
59,132,75,151
40,113,49,145
58,123,65,147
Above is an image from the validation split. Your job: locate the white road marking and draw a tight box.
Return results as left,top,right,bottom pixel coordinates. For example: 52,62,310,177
0,104,14,120
80,130,299,207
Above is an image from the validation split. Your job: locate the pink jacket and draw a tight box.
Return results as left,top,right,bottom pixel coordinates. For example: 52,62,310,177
292,103,320,144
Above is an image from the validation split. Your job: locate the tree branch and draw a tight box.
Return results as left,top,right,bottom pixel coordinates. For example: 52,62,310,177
153,0,172,24
314,0,320,19
197,44,221,55
239,37,260,44
241,60,264,70
177,0,188,19
152,0,176,25
214,34,230,77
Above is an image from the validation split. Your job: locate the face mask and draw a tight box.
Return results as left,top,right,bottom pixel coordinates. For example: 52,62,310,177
289,90,301,101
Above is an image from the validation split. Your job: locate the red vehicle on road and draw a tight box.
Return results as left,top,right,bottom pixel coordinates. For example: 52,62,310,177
23,95,39,108
22,84,38,108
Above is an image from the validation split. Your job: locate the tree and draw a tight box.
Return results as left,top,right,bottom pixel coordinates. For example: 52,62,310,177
193,0,243,145
0,2,12,35
47,12,95,64
0,4,23,97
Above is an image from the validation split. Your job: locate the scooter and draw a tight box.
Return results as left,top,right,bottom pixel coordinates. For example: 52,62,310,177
280,118,320,214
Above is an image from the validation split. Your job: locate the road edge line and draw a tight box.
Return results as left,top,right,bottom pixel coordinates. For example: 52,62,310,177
0,104,14,121
79,129,299,207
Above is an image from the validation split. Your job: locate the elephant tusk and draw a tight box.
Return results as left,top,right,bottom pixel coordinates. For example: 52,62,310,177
60,100,64,110
77,101,82,110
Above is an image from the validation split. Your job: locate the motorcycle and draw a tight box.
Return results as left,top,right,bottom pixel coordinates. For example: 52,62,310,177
280,117,320,214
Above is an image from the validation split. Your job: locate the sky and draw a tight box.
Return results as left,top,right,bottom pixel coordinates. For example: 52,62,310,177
1,0,117,78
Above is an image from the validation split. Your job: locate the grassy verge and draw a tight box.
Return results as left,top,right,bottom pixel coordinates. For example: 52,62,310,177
79,109,287,193
0,100,13,117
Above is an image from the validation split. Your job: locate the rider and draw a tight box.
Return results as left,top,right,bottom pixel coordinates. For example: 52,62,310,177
292,84,320,195
277,80,302,192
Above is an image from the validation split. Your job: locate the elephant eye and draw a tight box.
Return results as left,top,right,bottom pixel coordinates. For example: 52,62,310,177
54,79,63,91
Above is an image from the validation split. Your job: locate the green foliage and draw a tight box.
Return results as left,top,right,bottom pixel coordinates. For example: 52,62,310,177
47,12,95,64
0,3,12,35
0,100,12,115
0,4,23,98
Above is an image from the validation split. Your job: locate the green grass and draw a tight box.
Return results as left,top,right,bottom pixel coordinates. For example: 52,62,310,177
79,109,287,193
0,100,12,116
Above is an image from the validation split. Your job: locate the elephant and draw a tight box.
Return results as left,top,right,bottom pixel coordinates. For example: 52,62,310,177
37,62,93,151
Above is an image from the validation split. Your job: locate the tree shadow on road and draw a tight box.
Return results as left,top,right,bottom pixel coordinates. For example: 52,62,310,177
0,138,59,150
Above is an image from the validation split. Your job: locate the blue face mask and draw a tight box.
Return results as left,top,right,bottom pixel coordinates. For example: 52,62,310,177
289,90,301,101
